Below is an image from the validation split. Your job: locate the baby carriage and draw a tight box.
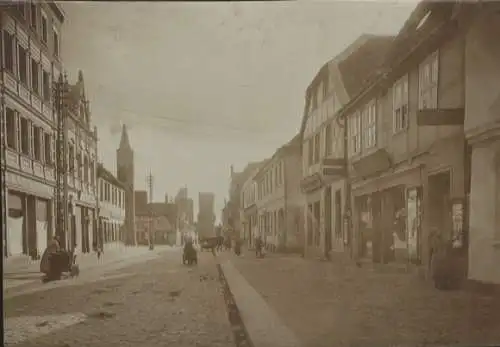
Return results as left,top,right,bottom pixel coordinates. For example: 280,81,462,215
40,247,78,282
182,241,198,265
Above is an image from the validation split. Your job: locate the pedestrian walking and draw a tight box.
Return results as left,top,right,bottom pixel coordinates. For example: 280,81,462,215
255,236,263,258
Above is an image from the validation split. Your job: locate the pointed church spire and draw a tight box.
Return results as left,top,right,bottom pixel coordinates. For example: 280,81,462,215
119,124,131,149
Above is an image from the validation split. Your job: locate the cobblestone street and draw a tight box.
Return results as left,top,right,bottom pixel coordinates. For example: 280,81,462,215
224,252,500,347
4,250,234,347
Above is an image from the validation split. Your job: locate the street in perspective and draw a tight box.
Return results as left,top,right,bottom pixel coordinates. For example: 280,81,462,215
2,1,500,347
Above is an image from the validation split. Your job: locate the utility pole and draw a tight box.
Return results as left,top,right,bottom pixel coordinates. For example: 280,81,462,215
54,73,70,250
146,171,154,250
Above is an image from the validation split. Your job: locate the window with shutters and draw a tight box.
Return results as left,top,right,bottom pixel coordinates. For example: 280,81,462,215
41,10,48,43
5,108,17,150
44,133,52,165
313,132,320,164
20,117,30,155
3,31,15,74
68,144,75,172
53,28,60,57
76,152,82,179
33,126,42,161
99,180,103,201
325,122,332,156
349,112,361,155
30,2,38,31
18,45,28,85
393,75,409,132
42,70,51,102
31,59,40,95
362,100,377,149
84,156,89,183
418,51,439,110
17,2,27,19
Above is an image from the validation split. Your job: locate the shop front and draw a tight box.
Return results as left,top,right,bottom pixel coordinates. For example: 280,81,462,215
320,158,348,259
4,171,54,259
350,148,424,265
300,172,323,258
69,190,98,254
350,136,468,275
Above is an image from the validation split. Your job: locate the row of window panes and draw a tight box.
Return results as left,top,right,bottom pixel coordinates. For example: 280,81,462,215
243,185,256,207
305,119,344,169
3,31,52,102
103,222,120,243
67,144,95,186
258,211,280,236
15,2,60,56
99,179,125,208
5,107,54,164
258,161,284,199
304,97,335,138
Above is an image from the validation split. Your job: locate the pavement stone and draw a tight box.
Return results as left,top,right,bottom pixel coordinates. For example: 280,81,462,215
225,252,500,347
3,246,175,294
4,250,234,347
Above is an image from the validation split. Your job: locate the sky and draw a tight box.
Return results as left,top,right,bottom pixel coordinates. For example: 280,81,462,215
61,0,416,221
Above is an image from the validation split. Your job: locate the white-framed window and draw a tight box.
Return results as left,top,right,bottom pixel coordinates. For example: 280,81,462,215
349,112,361,155
42,69,51,102
418,51,439,110
30,2,38,31
43,132,53,165
41,9,48,43
33,126,42,161
393,75,409,133
53,27,60,57
325,122,332,156
5,107,17,150
308,138,314,167
18,44,28,86
31,59,40,94
362,100,377,149
314,132,320,164
3,30,15,74
20,117,30,155
100,180,104,201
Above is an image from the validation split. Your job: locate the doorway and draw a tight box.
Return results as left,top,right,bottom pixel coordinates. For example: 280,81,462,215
428,171,452,242
334,190,342,240
324,187,332,256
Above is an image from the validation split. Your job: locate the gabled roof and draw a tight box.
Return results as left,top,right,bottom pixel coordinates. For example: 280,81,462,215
337,35,394,99
299,34,394,142
338,1,475,121
97,163,125,189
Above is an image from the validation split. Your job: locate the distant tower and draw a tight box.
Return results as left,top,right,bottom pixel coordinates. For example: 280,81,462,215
117,124,137,246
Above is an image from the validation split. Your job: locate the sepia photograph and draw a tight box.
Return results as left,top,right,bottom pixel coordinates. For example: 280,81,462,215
1,0,500,346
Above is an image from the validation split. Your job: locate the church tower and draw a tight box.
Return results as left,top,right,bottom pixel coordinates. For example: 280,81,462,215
117,124,137,246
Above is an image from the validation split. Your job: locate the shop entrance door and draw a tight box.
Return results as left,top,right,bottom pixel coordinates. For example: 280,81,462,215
429,172,452,243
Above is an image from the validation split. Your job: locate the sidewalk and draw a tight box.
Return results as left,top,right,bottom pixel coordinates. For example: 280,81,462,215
221,252,500,347
3,245,175,290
